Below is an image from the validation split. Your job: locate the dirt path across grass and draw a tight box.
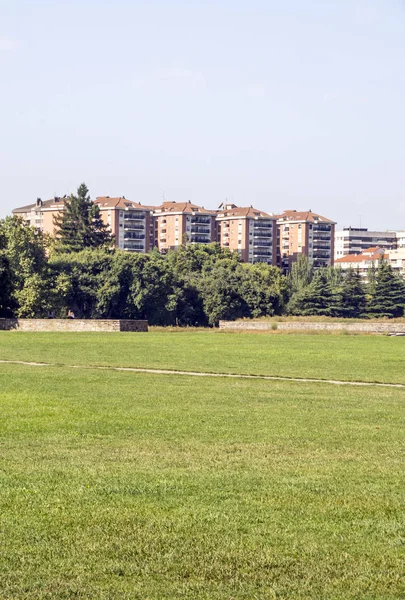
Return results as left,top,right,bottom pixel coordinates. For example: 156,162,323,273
1,359,405,389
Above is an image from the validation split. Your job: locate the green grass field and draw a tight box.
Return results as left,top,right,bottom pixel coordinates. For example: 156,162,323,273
1,329,405,383
1,331,405,599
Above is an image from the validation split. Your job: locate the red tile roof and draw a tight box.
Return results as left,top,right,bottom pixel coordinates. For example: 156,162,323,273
95,197,154,211
276,210,335,224
154,201,215,215
335,248,387,263
216,205,274,219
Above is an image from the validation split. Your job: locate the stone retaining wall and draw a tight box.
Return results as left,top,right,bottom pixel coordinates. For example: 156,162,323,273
0,319,148,332
219,320,405,334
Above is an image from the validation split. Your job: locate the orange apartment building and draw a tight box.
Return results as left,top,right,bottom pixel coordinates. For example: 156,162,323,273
94,197,155,253
153,201,216,252
216,203,277,265
13,196,155,253
276,210,336,271
13,196,68,236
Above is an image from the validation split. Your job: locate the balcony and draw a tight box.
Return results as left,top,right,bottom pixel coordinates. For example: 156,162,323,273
124,233,145,241
313,224,331,232
253,233,272,240
254,257,273,263
123,242,145,252
192,217,211,225
253,241,272,248
313,242,331,249
191,236,211,244
313,251,331,259
123,223,145,231
191,227,211,234
123,214,145,221
253,251,272,257
253,223,273,229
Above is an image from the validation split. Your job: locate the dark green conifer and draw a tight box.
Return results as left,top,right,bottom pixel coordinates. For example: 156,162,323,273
367,260,405,318
54,184,113,252
337,268,367,318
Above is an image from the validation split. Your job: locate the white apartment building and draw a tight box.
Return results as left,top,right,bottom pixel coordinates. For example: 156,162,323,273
334,228,398,260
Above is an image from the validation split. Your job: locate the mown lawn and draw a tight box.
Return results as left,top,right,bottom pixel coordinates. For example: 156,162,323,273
0,330,405,383
1,352,405,599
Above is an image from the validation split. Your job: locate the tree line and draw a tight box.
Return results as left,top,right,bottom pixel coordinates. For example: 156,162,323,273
1,185,404,324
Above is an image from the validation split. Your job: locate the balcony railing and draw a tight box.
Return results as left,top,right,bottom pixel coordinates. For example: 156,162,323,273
253,233,272,240
253,251,272,257
123,214,145,221
253,223,273,229
191,236,211,244
191,227,211,234
124,234,145,241
124,243,145,251
253,242,272,248
313,225,331,232
123,224,145,231
192,218,211,224
313,252,331,259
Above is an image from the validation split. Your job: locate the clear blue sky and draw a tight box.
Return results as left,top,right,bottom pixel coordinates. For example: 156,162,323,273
1,0,404,229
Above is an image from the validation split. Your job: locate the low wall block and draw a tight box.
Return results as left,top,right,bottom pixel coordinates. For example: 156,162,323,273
218,320,405,334
0,319,148,332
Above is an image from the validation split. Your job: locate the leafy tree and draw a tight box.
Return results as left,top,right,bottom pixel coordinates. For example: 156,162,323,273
289,254,313,293
0,216,50,317
199,259,250,325
241,263,287,318
367,260,405,318
0,229,14,317
53,183,113,253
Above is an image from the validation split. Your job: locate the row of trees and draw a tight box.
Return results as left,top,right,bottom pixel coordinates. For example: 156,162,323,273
287,256,405,319
0,220,287,324
1,184,404,323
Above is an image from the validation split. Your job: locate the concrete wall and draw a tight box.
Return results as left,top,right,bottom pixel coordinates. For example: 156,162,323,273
219,320,405,334
0,319,148,332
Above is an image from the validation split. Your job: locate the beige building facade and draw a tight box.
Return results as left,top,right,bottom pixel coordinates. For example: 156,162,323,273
277,210,335,271
94,197,155,253
153,201,216,252
216,204,277,264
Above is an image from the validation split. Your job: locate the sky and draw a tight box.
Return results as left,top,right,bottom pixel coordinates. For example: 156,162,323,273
1,0,404,230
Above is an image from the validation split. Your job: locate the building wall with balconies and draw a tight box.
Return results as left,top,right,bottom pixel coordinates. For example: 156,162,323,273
216,205,277,265
277,210,335,272
153,201,216,252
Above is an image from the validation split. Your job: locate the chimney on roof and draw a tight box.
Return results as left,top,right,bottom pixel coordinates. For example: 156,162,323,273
36,197,42,207
123,195,125,199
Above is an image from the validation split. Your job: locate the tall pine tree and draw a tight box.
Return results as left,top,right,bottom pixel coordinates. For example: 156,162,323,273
54,184,113,252
368,260,405,318
336,268,367,318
